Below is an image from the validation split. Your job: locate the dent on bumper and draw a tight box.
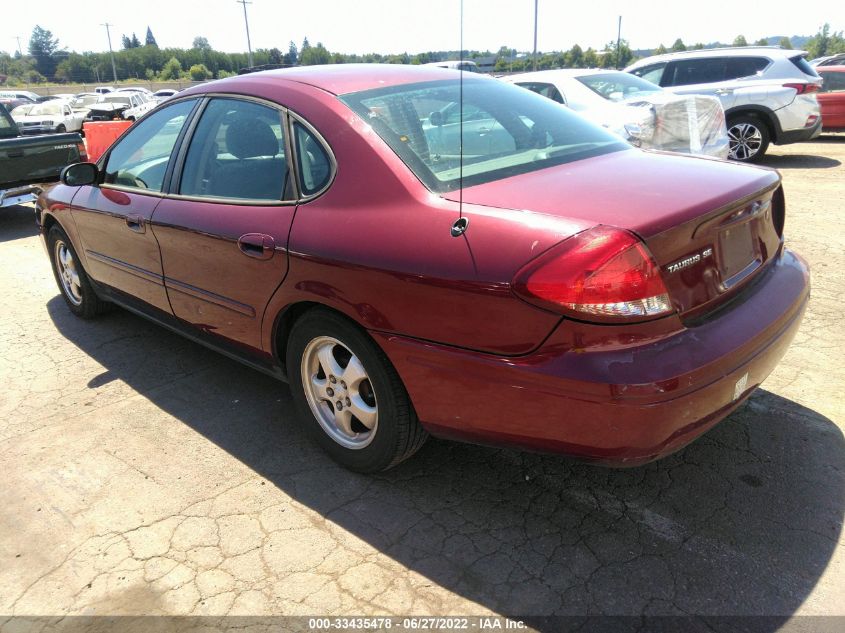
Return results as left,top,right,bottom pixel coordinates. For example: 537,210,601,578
374,250,810,465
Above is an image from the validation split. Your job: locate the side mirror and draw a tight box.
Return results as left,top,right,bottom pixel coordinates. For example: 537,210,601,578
61,162,99,187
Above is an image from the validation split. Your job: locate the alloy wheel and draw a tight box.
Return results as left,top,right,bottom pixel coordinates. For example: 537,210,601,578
55,240,83,306
300,336,378,449
728,122,763,161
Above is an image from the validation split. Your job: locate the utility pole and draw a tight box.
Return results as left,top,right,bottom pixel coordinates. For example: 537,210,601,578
236,0,254,68
616,16,622,69
14,36,23,57
532,0,539,71
101,23,118,83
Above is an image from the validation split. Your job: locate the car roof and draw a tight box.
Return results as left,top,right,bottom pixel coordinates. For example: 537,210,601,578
507,68,622,81
186,63,479,96
628,46,808,68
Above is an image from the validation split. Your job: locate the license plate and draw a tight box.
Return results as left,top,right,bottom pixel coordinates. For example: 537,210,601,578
719,222,756,282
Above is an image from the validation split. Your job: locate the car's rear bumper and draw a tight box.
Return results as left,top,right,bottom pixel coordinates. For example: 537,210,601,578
374,249,809,466
776,116,823,144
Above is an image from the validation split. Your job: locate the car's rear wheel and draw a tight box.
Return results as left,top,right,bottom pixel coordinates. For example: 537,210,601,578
727,115,770,162
48,225,108,319
286,309,427,472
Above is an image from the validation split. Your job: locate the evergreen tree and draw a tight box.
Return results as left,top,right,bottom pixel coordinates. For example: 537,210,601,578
28,25,62,79
284,41,298,65
733,35,748,47
131,33,141,48
671,38,686,52
145,27,158,48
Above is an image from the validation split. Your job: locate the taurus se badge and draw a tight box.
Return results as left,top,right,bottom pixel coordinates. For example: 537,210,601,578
666,247,713,274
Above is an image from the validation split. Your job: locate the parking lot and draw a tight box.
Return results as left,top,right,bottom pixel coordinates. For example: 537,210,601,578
0,138,843,626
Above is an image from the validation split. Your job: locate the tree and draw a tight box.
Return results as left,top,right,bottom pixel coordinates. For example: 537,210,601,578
192,37,211,52
301,37,311,54
755,38,769,46
145,27,158,48
159,56,182,80
601,39,633,69
28,25,62,79
733,35,748,47
284,41,298,65
654,43,668,55
806,24,845,58
779,37,793,49
300,42,331,65
268,47,282,64
131,33,141,48
671,38,686,52
122,35,132,50
189,63,210,80
566,44,584,67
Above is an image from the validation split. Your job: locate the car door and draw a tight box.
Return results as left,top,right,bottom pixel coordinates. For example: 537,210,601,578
70,98,199,313
150,96,298,352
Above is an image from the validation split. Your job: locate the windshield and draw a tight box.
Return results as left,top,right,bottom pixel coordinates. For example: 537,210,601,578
24,103,64,116
340,78,627,192
103,95,132,104
11,104,34,116
576,72,663,102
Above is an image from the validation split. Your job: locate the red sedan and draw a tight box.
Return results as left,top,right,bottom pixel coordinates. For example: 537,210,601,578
37,65,809,472
818,66,845,131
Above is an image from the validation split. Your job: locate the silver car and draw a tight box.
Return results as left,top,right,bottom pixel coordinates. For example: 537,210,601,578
626,47,822,161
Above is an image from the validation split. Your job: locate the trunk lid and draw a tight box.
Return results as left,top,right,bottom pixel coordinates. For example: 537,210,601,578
449,149,783,319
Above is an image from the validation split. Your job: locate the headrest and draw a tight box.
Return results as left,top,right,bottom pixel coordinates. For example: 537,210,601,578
225,118,278,159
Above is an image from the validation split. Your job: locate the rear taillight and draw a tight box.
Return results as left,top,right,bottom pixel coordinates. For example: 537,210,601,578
77,141,88,162
513,226,674,322
784,83,820,94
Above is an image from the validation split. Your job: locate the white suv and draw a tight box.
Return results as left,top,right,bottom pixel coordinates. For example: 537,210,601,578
626,47,822,161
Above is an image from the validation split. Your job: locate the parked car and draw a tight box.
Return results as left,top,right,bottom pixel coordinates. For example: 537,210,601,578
152,88,179,102
0,103,86,209
11,100,85,134
0,90,39,111
94,86,114,94
626,47,822,161
35,93,75,103
816,65,845,131
424,60,480,72
84,92,154,121
38,65,809,472
504,69,729,158
810,53,845,67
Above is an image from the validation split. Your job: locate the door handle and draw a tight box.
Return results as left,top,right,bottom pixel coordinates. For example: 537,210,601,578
125,214,145,233
238,233,276,260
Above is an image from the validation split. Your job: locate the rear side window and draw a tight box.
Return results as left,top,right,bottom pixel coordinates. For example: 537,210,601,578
724,57,770,79
179,98,291,202
820,71,845,92
516,82,566,104
790,56,820,77
293,121,332,196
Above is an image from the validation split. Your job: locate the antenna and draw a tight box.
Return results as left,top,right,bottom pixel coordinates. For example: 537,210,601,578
451,0,469,238
236,0,254,68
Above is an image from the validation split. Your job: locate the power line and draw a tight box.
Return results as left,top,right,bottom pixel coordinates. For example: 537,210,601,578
101,23,118,82
236,0,254,68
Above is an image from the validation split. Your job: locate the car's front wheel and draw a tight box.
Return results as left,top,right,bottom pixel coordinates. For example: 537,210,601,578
727,115,770,162
47,225,108,318
286,309,427,472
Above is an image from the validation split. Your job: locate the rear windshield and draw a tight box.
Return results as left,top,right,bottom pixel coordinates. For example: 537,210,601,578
576,72,663,101
340,78,627,193
790,56,819,77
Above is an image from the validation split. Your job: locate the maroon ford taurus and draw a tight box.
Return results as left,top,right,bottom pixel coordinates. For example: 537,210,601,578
37,65,809,472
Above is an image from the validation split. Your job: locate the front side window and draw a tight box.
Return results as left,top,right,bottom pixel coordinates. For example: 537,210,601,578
820,71,845,92
179,98,290,202
630,63,667,86
340,78,627,193
103,98,197,191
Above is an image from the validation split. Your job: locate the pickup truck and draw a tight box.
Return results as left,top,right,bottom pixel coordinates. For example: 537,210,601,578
0,102,87,209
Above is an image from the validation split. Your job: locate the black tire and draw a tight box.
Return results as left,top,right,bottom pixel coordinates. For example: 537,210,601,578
47,225,108,319
56,124,66,133
727,114,770,162
286,308,428,472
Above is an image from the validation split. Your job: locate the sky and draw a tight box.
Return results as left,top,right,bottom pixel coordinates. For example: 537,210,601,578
2,0,841,57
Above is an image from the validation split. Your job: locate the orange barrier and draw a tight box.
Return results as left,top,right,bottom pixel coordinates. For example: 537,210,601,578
83,121,133,163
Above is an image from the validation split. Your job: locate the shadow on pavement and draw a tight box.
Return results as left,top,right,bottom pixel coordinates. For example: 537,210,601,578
758,153,841,169
0,204,39,243
47,298,844,626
